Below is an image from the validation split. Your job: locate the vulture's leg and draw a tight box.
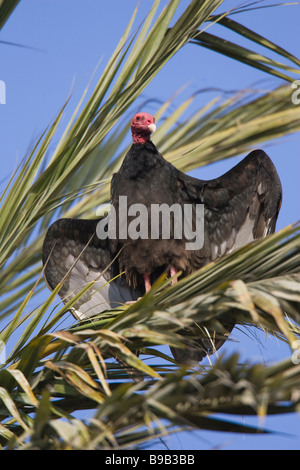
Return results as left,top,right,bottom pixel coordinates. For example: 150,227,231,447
143,273,151,293
126,268,177,306
170,266,178,285
126,273,151,305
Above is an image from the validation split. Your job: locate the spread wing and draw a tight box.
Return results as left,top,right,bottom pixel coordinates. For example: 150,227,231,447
177,149,282,269
42,218,140,320
170,149,282,364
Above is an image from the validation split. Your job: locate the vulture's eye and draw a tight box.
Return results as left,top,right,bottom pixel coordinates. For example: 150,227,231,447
136,116,140,121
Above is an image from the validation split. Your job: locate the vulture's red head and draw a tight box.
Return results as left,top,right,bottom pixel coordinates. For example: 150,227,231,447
131,112,156,144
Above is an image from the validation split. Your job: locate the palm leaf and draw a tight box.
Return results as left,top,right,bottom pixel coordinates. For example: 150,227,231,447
0,0,20,31
0,0,300,449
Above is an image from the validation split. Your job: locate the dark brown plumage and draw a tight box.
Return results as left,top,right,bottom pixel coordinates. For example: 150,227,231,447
111,113,282,289
43,111,282,362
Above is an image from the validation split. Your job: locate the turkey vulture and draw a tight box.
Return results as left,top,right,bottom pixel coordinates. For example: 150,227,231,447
43,111,282,362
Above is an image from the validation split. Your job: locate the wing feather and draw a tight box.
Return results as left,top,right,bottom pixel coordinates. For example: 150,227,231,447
42,218,140,319
177,149,282,268
170,149,282,363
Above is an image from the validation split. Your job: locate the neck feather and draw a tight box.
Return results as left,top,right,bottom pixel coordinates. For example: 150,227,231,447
132,131,151,144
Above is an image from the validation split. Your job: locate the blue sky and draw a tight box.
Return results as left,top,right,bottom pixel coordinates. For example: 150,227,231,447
0,0,300,450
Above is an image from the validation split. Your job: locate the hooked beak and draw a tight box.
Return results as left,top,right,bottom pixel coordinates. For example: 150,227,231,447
148,123,156,134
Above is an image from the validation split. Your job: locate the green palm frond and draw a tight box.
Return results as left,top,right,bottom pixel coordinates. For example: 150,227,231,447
0,0,300,450
0,0,20,31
